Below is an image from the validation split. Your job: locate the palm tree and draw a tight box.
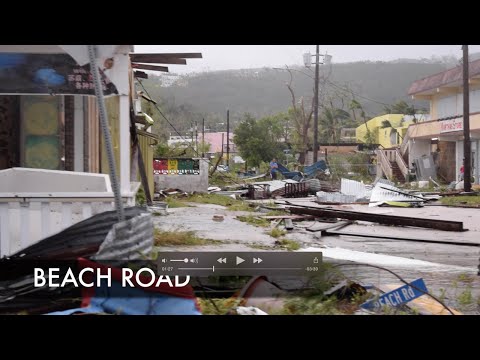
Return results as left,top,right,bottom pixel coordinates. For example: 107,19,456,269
320,104,351,143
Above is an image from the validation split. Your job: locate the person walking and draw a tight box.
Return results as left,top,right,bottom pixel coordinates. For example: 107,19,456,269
269,158,279,180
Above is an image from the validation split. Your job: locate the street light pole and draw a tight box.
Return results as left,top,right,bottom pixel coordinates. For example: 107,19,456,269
313,45,320,163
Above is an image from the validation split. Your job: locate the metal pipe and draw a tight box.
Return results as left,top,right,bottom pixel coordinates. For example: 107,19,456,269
87,45,124,221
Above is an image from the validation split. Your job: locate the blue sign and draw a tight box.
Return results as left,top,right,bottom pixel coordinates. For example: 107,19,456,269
360,278,428,311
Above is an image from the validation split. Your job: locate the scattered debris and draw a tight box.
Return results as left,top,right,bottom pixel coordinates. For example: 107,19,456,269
370,182,426,207
288,205,465,231
324,280,367,300
316,191,356,204
208,186,222,193
212,215,225,222
235,306,269,315
237,276,286,314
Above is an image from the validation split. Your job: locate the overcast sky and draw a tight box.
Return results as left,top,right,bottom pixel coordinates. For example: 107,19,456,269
134,45,480,74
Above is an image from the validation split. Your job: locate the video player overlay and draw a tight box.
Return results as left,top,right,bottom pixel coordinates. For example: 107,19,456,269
157,252,323,276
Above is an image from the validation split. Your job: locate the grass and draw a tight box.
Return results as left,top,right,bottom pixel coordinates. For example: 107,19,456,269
265,210,289,216
457,273,475,283
237,215,270,227
457,287,474,307
154,228,221,246
186,194,254,212
164,197,190,208
440,195,480,207
268,228,287,238
275,238,300,250
159,193,255,211
247,243,275,250
197,297,243,315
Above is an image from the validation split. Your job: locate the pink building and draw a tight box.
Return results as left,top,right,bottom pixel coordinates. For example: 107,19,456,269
203,132,236,153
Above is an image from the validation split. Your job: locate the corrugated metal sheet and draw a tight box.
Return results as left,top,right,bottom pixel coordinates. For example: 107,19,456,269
92,212,153,262
3,207,148,260
138,131,155,199
316,191,356,203
341,178,367,200
369,183,423,205
0,207,153,314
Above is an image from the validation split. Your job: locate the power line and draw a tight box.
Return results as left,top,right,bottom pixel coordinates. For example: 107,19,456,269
136,79,247,187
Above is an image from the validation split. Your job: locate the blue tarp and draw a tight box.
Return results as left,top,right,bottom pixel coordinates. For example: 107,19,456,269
277,160,328,180
48,280,201,315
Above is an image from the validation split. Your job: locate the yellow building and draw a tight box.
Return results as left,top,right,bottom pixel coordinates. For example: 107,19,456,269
356,114,414,149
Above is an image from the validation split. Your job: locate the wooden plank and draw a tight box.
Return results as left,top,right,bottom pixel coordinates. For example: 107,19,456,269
131,52,202,60
129,54,187,64
288,206,465,232
379,283,462,315
132,63,169,72
322,229,480,247
260,215,315,220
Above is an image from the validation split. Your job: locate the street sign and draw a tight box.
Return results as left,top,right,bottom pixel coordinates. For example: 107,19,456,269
360,278,428,311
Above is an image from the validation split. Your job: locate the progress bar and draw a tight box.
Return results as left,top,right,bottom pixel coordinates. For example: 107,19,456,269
158,252,323,276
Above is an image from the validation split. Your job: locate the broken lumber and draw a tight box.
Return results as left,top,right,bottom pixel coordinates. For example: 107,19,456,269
260,215,315,220
306,221,353,232
320,229,479,246
288,206,465,232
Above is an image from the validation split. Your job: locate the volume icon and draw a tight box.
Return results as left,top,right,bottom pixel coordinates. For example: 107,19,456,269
217,257,227,264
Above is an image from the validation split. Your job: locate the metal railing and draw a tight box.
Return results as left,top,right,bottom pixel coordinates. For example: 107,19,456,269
376,149,393,180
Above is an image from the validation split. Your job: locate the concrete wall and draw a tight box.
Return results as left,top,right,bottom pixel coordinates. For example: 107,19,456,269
154,158,209,193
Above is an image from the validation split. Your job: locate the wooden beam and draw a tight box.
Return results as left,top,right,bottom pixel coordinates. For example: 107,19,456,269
134,71,148,79
132,52,202,59
412,94,432,100
436,86,458,95
468,78,480,85
130,54,187,64
132,63,169,72
287,206,465,231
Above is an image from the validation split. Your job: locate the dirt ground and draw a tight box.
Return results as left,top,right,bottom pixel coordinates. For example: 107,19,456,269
153,198,480,314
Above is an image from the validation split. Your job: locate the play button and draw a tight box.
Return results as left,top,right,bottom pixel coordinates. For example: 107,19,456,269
236,256,245,265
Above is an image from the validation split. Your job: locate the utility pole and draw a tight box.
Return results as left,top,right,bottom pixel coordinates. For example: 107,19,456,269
221,132,225,165
463,45,472,192
226,109,230,168
195,121,198,154
202,118,205,158
313,45,320,163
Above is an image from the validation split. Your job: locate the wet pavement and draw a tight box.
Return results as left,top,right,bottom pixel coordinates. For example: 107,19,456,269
153,200,480,314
